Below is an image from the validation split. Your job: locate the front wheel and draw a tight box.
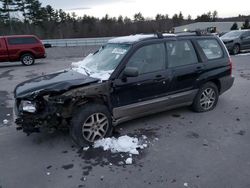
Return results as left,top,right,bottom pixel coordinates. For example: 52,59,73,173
70,103,113,146
192,82,219,112
232,44,240,55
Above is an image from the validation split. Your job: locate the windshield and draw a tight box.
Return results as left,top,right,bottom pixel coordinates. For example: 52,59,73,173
72,43,130,81
221,31,245,38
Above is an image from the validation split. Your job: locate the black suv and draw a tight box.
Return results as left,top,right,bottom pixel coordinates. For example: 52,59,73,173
14,32,234,146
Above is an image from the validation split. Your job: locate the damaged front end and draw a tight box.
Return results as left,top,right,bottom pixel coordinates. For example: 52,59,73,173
14,94,73,134
14,70,110,135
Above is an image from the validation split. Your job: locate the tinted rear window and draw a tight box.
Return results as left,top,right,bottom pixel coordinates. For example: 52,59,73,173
8,37,39,45
197,39,223,60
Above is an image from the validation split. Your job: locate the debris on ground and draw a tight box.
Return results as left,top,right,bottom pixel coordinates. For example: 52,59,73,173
83,146,89,151
100,175,104,181
154,137,159,141
118,161,124,165
236,130,246,136
93,135,148,155
125,158,133,165
184,182,188,187
80,177,87,181
203,139,209,146
46,172,51,176
3,119,8,125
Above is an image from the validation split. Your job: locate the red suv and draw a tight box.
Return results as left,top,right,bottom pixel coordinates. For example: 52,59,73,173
0,35,46,66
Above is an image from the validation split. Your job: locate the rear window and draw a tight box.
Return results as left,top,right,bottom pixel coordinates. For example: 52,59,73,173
197,39,223,60
7,37,39,45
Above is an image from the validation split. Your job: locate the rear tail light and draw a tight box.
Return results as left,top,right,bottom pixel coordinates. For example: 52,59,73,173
229,57,233,75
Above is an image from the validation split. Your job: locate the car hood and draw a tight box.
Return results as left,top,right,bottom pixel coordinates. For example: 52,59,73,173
14,70,99,99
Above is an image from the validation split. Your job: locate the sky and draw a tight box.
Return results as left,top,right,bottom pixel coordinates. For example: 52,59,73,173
41,0,250,19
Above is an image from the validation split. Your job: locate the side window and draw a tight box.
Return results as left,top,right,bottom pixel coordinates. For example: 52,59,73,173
126,43,165,75
241,31,250,38
246,31,250,38
197,39,223,60
8,37,38,45
166,40,198,68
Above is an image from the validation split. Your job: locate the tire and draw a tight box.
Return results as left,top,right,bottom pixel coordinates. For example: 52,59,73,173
232,44,240,55
20,53,35,66
70,103,113,147
192,82,219,112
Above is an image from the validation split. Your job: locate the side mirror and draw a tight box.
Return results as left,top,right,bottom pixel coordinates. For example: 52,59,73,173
123,67,139,78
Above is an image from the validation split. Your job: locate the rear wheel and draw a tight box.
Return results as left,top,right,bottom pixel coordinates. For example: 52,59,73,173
232,44,240,55
192,82,219,112
21,53,35,66
70,103,113,146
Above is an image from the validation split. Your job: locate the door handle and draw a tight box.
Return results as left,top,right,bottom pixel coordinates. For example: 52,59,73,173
196,66,204,73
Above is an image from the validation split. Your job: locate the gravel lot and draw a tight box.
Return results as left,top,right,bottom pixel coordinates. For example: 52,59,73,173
0,47,250,188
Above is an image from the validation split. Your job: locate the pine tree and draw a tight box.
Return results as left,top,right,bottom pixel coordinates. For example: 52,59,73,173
242,19,250,29
231,22,238,30
0,0,18,33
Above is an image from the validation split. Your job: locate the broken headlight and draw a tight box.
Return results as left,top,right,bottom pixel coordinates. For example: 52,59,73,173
20,100,37,113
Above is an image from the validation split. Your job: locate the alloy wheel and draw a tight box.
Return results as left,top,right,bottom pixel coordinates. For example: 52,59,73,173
82,113,109,142
200,88,216,110
23,56,34,65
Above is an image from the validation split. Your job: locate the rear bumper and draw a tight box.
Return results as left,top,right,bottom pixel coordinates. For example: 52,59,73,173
219,75,235,94
36,53,46,59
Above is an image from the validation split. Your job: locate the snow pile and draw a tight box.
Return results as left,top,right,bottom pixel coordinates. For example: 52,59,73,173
94,135,147,155
88,70,113,81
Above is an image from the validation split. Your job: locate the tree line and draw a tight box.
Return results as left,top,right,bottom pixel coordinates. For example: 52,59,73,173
0,0,249,39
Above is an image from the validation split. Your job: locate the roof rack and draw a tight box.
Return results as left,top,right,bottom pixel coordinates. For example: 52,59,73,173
175,29,211,36
155,32,177,39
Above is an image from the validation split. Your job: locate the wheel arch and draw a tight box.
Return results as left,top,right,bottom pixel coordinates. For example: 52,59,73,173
209,79,221,93
19,51,35,60
72,95,112,115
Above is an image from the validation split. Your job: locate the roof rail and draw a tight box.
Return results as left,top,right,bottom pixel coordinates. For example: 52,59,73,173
175,29,210,36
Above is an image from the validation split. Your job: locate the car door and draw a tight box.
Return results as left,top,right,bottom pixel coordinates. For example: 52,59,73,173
166,39,203,96
0,38,9,62
241,31,250,50
111,42,171,119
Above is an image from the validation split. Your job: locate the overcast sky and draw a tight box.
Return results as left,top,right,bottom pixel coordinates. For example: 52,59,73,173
41,0,250,19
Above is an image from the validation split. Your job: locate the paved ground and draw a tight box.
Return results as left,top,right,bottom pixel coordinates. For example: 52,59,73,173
0,50,250,188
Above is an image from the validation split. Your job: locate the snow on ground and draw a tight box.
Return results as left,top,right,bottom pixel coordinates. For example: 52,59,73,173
236,52,250,56
93,135,148,155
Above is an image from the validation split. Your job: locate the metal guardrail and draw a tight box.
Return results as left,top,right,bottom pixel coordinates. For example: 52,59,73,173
42,37,114,47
